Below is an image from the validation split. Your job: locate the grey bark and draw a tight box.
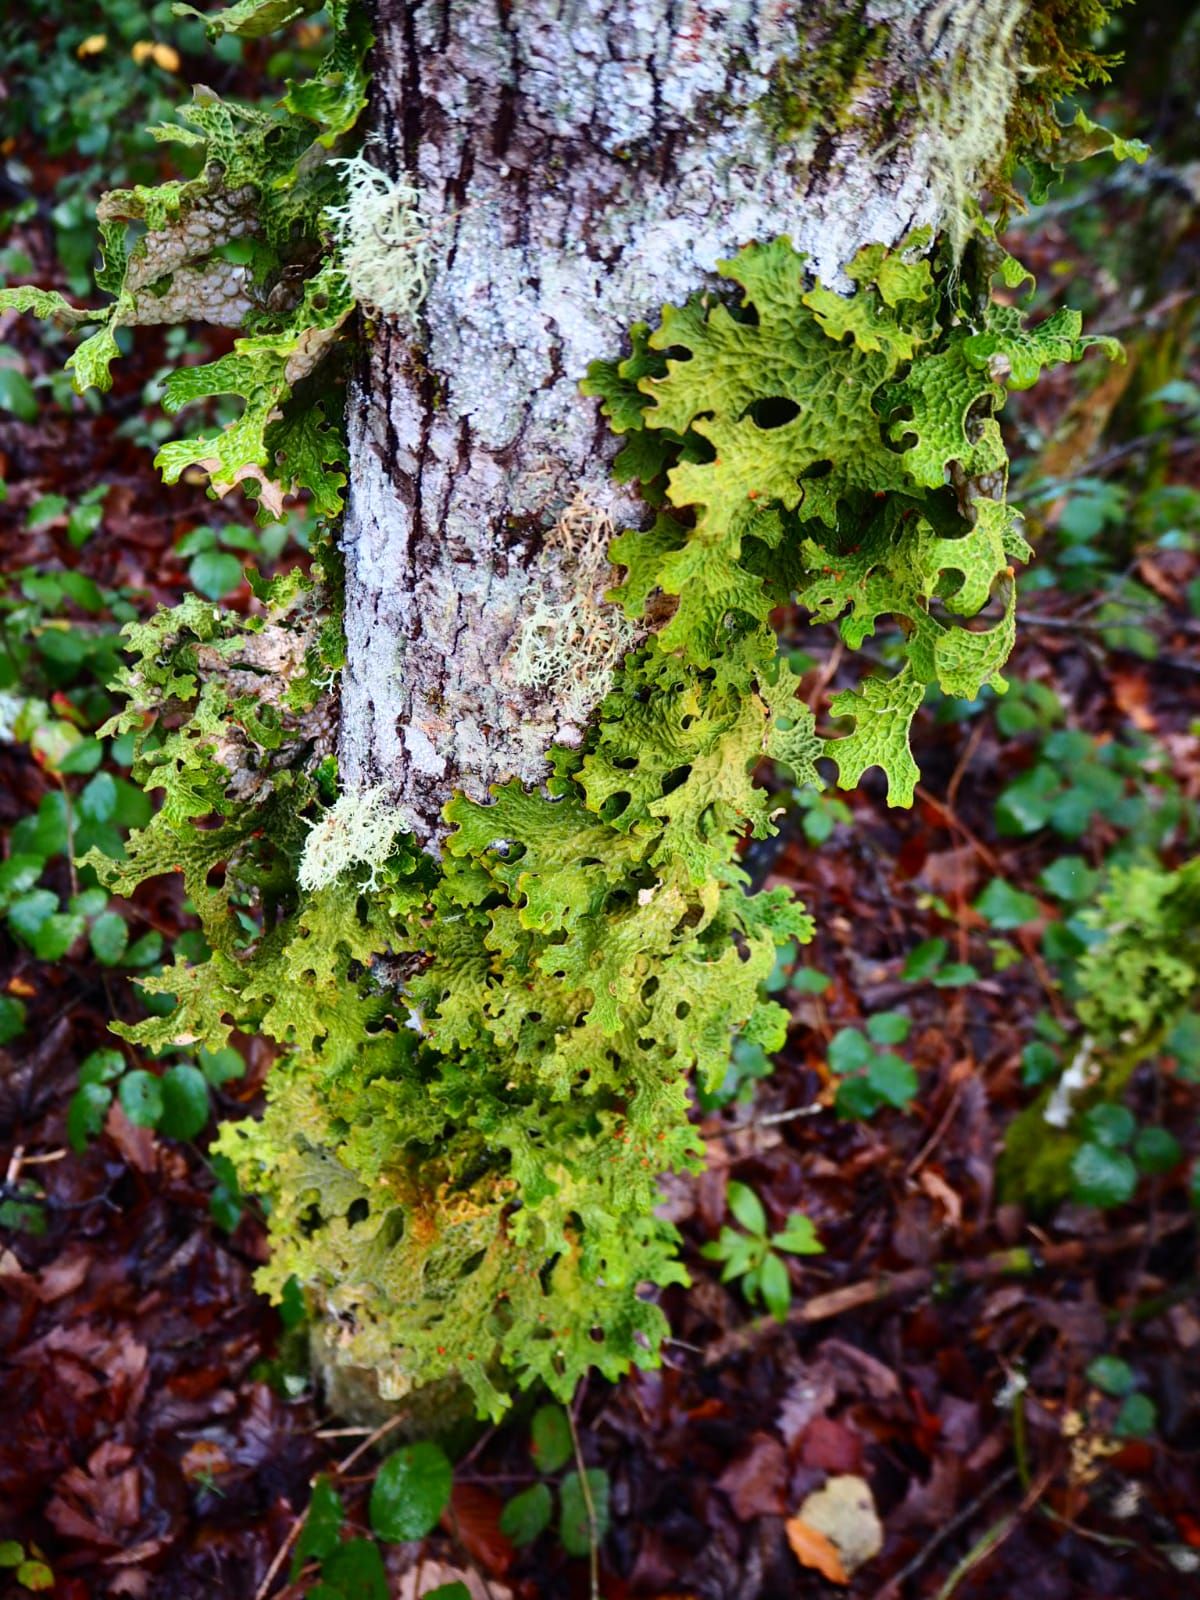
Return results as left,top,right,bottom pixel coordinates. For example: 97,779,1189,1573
338,0,1029,843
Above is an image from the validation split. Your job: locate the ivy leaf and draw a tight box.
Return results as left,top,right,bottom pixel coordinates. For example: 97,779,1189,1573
828,1028,872,1074
1082,1103,1135,1150
68,1083,112,1151
559,1469,611,1559
290,1476,344,1580
90,910,130,966
318,1539,388,1599
119,1070,164,1128
32,912,87,961
80,771,118,823
974,879,1041,930
1087,1355,1135,1397
0,996,27,1045
160,1064,211,1139
530,1406,573,1475
903,938,947,981
369,1442,453,1542
1071,1142,1138,1209
498,1483,553,1547
865,1053,919,1109
7,889,59,941
1113,1393,1157,1439
866,1011,910,1045
189,550,245,601
1132,1126,1181,1175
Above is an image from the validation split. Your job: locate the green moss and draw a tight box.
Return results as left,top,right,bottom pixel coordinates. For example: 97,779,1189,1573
757,2,889,142
1007,0,1128,169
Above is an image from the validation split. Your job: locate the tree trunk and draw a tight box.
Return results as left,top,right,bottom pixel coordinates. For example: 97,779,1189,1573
339,0,1028,840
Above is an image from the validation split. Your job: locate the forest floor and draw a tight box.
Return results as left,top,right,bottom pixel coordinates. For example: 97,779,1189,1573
1,7,1199,1599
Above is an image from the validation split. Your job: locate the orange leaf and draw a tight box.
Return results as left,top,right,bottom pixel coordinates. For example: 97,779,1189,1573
785,1517,849,1585
1111,669,1156,733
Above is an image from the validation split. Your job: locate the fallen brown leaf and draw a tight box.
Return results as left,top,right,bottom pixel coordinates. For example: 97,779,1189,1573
716,1431,787,1520
1111,668,1157,733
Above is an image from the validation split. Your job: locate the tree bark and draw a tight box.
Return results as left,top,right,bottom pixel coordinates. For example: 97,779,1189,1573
339,0,1029,842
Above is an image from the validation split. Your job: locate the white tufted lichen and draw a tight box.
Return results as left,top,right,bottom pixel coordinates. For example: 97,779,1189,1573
507,494,639,737
298,783,405,892
326,153,431,323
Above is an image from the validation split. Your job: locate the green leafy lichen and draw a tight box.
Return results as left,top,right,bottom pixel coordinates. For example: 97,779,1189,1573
91,559,808,1419
592,233,1113,805
90,230,1113,1420
0,0,370,523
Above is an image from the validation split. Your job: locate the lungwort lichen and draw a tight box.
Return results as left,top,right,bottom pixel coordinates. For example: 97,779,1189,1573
88,229,1116,1420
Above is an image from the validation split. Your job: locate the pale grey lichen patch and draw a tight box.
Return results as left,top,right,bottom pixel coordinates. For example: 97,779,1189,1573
122,260,254,328
101,185,257,293
507,492,641,738
98,185,260,329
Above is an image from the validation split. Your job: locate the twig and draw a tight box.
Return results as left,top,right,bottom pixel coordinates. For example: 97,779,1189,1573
913,784,1002,874
946,718,987,812
706,1100,823,1138
1018,612,1200,673
565,1396,601,1600
703,1215,1193,1364
809,637,845,709
905,1078,963,1178
875,1465,1018,1600
335,1410,407,1474
253,1508,306,1600
932,1469,1053,1600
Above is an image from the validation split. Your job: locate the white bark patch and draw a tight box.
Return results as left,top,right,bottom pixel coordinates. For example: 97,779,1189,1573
339,0,1029,840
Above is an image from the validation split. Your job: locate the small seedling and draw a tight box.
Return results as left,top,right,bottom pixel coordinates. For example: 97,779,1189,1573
700,1181,823,1321
498,1404,612,1559
827,1012,919,1119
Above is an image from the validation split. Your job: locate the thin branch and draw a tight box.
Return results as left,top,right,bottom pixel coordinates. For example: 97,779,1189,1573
703,1215,1194,1365
565,1397,601,1600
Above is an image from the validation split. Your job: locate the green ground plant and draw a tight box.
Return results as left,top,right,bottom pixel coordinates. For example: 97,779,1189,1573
700,1180,824,1321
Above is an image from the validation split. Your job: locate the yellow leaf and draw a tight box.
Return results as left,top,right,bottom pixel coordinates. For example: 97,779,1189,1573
792,1475,884,1578
785,1517,849,1585
151,42,181,72
131,40,155,63
76,33,108,57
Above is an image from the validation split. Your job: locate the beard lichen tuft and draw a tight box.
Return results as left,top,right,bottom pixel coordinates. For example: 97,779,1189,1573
325,150,431,325
299,782,407,892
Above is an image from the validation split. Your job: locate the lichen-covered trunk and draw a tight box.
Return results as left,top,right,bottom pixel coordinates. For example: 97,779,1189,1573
339,0,1027,840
